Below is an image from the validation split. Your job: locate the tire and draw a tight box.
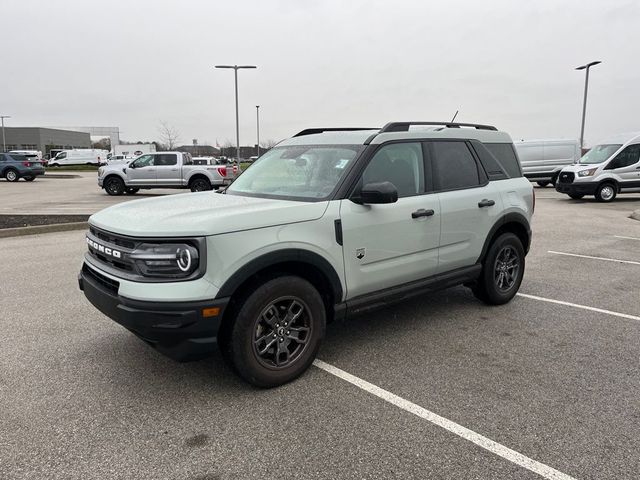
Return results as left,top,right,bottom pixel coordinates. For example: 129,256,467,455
25,177,35,182
4,169,19,182
568,193,584,200
223,276,326,387
104,176,125,196
551,174,559,186
595,183,616,202
472,232,525,305
536,181,549,187
190,177,211,192
125,187,139,195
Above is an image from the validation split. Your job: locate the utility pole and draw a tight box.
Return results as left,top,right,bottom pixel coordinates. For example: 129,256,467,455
214,65,257,164
575,61,601,150
0,115,10,152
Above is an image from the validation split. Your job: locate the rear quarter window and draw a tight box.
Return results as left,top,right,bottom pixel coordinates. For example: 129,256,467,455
484,143,522,178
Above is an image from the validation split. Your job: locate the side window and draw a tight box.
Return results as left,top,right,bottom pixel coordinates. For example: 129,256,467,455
0,154,5,162
132,154,154,167
361,143,425,198
485,143,522,178
155,154,177,166
608,144,640,169
432,141,480,190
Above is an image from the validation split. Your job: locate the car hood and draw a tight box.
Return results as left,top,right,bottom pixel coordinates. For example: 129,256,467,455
89,192,329,237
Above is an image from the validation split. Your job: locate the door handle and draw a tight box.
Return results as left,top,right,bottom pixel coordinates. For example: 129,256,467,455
170,168,178,171
478,199,495,208
411,208,435,219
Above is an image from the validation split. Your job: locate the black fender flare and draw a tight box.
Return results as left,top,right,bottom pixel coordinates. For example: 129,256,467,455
216,248,344,302
477,212,532,263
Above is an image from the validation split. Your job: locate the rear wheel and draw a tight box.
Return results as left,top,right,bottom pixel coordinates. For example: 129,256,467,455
25,177,35,182
104,176,125,196
568,193,584,200
190,177,211,192
223,276,325,387
472,232,525,305
536,181,549,187
5,169,18,182
595,183,616,202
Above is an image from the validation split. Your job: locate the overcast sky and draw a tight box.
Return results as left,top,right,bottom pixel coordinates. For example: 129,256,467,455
2,0,638,147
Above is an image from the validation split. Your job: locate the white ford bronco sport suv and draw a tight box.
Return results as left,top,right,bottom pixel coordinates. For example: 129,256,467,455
79,122,534,387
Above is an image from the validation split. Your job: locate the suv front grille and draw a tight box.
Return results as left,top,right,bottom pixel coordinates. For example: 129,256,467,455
87,227,137,273
83,263,120,294
558,172,575,184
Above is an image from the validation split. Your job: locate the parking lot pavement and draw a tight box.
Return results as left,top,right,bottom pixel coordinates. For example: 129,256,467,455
1,188,639,479
0,172,183,215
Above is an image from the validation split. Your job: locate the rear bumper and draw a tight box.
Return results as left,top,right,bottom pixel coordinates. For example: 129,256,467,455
79,264,229,361
555,181,597,195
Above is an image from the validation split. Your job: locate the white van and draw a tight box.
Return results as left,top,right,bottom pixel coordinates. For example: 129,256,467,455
49,149,109,166
514,139,580,187
556,132,640,202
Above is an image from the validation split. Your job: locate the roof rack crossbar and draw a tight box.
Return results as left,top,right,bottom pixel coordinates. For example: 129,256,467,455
293,127,379,137
380,122,497,132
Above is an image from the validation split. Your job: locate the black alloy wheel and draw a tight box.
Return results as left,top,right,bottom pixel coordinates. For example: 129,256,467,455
190,178,211,192
105,177,125,196
493,246,520,292
222,275,325,387
252,297,312,369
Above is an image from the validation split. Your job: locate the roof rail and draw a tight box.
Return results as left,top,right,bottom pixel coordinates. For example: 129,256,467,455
379,122,498,132
293,127,379,137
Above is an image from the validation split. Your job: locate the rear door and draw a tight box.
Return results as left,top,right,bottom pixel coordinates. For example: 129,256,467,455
340,142,441,299
429,140,501,273
126,154,156,185
154,153,181,185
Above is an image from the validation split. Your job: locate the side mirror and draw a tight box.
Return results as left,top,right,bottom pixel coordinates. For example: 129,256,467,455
353,181,398,204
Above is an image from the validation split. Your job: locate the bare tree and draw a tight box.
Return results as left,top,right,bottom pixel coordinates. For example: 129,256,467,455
260,138,279,149
158,121,181,150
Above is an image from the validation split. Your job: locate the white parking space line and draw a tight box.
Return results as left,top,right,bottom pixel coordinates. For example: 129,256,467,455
548,250,640,266
614,235,640,241
313,359,576,480
517,293,640,322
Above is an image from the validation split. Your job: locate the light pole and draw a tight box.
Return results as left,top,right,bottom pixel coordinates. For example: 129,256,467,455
215,65,257,163
576,60,601,150
1,115,10,152
256,105,260,158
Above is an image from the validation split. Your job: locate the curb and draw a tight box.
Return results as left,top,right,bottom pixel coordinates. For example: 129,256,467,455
631,210,640,221
42,174,81,179
0,221,88,239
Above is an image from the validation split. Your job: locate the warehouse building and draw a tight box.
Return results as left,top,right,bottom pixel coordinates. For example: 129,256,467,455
1,127,91,156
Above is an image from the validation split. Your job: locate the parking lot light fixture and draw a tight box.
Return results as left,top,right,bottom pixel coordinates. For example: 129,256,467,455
575,60,602,150
215,65,257,164
1,115,10,152
256,105,260,158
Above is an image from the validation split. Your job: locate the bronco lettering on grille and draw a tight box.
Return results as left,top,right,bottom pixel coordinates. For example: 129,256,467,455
86,237,122,259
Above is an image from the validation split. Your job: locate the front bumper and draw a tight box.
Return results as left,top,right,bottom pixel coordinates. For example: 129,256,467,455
79,263,229,361
555,181,598,196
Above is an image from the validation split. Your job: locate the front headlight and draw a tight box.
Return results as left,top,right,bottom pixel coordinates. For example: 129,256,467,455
130,243,200,278
578,168,598,177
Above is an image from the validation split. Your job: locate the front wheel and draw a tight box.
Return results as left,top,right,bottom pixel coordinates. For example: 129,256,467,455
223,276,326,387
595,183,616,202
568,193,584,200
104,177,125,196
472,232,525,305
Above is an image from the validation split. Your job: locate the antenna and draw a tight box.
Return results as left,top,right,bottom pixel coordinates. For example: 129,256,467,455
450,110,459,122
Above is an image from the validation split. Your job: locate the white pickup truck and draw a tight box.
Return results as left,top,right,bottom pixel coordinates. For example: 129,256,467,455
97,152,235,195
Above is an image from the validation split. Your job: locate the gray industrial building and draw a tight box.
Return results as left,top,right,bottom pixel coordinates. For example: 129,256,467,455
1,127,91,155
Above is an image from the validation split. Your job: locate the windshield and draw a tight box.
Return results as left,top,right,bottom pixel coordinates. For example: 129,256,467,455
579,144,622,164
227,145,362,201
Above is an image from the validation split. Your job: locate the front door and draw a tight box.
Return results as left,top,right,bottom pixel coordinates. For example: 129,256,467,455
340,142,440,299
126,154,156,185
605,144,640,187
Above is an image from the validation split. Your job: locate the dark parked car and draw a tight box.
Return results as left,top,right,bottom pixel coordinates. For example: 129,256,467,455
0,153,45,182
